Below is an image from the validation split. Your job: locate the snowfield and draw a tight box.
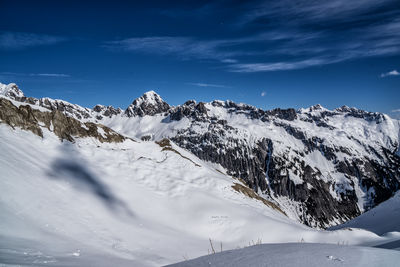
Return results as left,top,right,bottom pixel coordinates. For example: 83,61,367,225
1,123,399,266
166,243,400,267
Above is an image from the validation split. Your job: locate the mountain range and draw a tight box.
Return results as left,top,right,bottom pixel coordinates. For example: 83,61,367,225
0,82,400,266
1,82,399,228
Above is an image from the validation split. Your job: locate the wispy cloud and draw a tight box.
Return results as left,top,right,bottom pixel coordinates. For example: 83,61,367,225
381,70,400,78
0,32,67,50
228,0,400,72
31,73,70,77
112,0,400,72
1,72,71,78
187,82,229,88
220,58,238,63
104,36,236,61
229,58,327,72
239,0,389,26
392,109,400,112
261,91,266,97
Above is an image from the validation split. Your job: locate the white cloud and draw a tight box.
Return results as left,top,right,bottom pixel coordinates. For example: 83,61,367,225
240,0,387,26
1,72,70,78
0,32,67,50
392,109,400,113
32,73,70,77
380,70,400,78
221,58,238,63
104,36,237,61
187,82,228,88
229,58,326,72
261,91,266,97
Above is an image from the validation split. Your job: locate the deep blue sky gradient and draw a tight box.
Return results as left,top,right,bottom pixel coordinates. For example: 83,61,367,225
0,0,399,117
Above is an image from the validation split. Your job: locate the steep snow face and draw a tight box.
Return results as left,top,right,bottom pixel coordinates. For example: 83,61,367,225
1,83,400,228
330,191,400,235
0,122,396,267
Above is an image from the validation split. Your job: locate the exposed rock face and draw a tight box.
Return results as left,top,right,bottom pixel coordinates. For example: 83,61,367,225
9,94,93,121
0,83,124,121
125,91,170,117
1,82,400,228
93,105,122,120
266,108,297,121
170,100,209,121
164,100,400,227
0,98,125,143
168,101,400,227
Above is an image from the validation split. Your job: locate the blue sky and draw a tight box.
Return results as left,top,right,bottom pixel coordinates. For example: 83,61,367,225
0,0,399,117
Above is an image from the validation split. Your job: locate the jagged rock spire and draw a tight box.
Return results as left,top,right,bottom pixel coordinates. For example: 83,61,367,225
125,91,170,117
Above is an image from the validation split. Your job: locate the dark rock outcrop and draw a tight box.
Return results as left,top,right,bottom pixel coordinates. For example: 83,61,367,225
93,105,122,119
164,102,400,227
0,98,125,143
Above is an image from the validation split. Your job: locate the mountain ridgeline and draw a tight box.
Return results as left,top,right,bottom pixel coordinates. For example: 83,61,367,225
1,82,399,228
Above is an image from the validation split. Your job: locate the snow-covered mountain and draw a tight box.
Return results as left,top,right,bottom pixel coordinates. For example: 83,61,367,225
2,82,398,228
1,82,400,265
1,88,400,266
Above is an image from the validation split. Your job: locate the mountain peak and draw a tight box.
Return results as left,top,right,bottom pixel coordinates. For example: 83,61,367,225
143,90,159,96
334,105,358,113
309,104,325,111
138,90,164,105
0,82,25,99
125,90,170,117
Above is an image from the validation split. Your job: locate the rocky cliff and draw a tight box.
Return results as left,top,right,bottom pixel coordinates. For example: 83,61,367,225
0,97,125,143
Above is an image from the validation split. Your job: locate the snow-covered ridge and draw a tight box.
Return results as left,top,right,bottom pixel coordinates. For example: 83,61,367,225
1,82,395,134
0,82,24,98
0,97,126,143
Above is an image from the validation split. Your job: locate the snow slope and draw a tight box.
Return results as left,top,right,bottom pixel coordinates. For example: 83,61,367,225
166,243,400,267
330,191,400,235
0,123,398,266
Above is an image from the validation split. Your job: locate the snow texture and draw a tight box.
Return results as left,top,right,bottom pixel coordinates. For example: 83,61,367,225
166,243,400,267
